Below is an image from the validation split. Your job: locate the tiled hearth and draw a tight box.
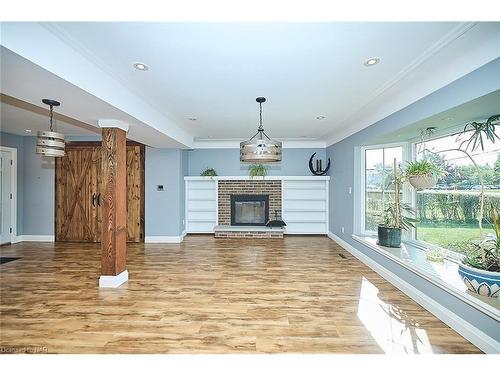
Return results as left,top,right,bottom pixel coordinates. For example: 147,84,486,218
213,225,284,238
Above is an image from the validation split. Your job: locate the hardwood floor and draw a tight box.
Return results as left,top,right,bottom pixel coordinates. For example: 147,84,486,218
0,235,481,354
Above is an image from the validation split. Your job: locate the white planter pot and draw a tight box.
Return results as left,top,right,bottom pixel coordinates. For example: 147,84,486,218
458,263,500,298
408,174,437,189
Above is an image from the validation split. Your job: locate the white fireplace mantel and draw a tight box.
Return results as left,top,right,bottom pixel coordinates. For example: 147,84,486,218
184,175,330,181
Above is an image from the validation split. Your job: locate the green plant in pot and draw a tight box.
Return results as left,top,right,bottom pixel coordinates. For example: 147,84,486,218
404,160,444,189
200,167,218,177
377,159,417,248
249,163,268,178
459,207,500,298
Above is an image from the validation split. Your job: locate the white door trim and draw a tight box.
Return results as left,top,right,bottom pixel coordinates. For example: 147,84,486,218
0,146,17,243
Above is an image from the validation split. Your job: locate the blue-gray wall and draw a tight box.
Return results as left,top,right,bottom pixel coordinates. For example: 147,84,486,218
145,147,187,237
22,137,55,235
188,148,326,176
327,57,500,344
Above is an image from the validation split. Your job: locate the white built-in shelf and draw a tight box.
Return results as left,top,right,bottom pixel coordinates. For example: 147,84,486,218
185,179,217,233
282,178,329,235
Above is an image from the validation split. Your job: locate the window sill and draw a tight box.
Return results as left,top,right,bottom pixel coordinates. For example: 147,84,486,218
352,234,500,321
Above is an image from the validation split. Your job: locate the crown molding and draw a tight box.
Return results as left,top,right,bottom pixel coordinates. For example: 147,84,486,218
98,119,129,132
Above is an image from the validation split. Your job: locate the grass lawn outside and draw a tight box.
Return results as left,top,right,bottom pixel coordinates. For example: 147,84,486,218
416,222,494,255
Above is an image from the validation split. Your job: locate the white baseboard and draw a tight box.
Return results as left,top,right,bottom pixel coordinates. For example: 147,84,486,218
328,232,499,354
13,235,55,242
145,233,186,243
99,270,128,288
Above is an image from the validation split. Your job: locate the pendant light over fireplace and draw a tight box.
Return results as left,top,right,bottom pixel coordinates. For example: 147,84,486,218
36,99,65,157
240,97,282,163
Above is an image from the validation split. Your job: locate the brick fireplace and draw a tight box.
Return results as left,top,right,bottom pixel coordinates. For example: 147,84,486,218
217,180,282,225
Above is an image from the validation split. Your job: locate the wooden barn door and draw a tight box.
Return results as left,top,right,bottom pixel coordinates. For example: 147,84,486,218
55,146,102,242
126,145,144,242
55,142,144,243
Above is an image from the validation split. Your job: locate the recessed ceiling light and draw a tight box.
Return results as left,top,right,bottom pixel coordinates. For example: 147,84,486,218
316,115,326,120
133,62,149,71
188,117,197,121
25,129,32,133
364,57,380,67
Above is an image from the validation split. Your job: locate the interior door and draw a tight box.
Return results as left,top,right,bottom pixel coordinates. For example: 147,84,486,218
55,147,101,242
0,151,12,244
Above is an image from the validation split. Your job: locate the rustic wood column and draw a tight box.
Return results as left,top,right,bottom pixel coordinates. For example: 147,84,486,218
98,122,128,288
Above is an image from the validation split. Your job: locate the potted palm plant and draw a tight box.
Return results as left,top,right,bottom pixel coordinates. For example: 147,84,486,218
404,160,444,189
377,159,417,248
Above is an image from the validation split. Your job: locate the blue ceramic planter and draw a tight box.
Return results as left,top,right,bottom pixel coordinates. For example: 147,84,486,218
458,263,500,298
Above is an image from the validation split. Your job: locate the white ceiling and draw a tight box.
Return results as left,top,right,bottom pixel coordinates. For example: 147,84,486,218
1,22,500,147
0,46,186,147
0,101,99,137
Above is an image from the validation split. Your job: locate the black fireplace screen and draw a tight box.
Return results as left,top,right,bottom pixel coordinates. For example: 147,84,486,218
230,194,269,226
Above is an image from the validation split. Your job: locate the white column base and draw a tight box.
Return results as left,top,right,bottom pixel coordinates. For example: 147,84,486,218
98,270,129,288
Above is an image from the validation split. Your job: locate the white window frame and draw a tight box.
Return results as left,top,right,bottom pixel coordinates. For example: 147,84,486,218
405,129,480,260
355,142,410,236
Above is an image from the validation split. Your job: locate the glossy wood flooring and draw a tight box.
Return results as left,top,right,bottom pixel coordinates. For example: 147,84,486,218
0,235,480,354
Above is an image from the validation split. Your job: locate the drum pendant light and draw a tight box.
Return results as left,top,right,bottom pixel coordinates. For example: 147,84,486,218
240,97,282,163
36,99,65,157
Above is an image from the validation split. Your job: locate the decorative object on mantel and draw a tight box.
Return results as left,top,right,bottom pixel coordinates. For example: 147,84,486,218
249,163,268,178
36,99,65,157
308,152,331,176
200,167,218,177
240,97,282,163
266,210,287,229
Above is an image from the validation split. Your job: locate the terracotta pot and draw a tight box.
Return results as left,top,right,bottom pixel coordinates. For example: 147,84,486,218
408,174,437,189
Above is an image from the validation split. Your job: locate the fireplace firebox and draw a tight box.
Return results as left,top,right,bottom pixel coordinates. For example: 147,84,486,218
230,194,269,226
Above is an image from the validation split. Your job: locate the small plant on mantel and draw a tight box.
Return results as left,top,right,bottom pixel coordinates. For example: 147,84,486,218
200,167,218,177
249,163,268,178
